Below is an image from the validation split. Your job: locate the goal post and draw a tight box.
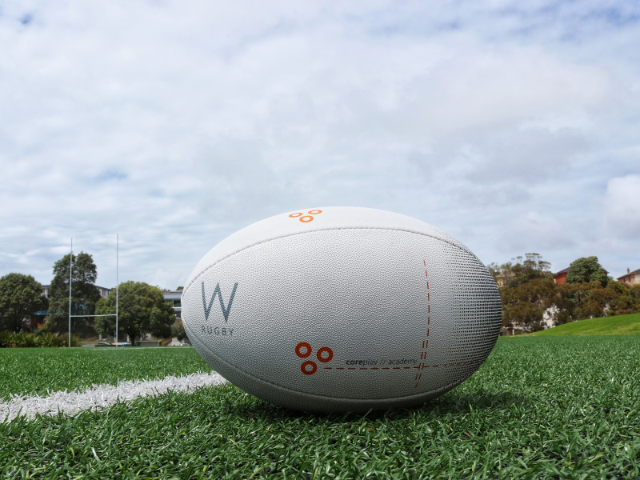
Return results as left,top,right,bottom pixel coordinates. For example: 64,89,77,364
67,234,120,347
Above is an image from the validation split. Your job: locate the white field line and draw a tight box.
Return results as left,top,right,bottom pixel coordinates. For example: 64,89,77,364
0,372,227,422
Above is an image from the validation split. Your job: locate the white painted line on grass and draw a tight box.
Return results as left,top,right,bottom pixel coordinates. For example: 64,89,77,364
0,372,227,422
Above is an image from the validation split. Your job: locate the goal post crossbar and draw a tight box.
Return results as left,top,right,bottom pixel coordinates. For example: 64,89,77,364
68,235,119,347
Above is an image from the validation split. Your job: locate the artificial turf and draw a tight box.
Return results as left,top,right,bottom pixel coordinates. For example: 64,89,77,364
526,312,640,337
2,336,640,479
0,346,210,401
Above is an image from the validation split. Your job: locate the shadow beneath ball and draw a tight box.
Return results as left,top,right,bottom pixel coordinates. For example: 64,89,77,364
223,386,531,423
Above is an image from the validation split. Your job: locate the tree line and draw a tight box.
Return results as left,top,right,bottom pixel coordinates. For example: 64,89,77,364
0,251,178,346
488,254,640,332
4,249,637,343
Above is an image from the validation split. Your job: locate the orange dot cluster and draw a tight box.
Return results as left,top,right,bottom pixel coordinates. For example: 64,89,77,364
295,341,333,375
289,209,323,223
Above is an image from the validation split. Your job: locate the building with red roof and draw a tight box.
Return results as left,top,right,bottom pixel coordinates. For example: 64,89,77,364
553,267,570,284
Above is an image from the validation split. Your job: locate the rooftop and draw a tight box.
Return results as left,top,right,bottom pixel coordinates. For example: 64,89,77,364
162,291,183,300
618,268,640,280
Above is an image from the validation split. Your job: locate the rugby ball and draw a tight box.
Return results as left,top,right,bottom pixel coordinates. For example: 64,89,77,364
182,207,501,412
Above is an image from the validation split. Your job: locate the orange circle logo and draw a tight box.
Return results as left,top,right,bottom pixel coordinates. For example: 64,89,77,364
317,347,333,363
295,341,334,375
301,361,317,375
288,209,323,223
295,342,312,358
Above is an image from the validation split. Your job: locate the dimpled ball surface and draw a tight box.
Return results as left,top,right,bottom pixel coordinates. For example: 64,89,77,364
182,207,502,412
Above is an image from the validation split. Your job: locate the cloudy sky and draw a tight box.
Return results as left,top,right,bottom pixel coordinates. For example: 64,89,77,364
1,0,639,289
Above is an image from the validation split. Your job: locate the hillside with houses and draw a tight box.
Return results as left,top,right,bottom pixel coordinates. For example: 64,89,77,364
489,254,640,335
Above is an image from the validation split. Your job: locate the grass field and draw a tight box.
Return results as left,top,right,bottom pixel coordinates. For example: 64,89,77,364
2,336,640,479
0,347,211,401
527,312,640,337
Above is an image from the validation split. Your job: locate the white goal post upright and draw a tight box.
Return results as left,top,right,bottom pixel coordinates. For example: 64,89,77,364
116,233,119,347
68,235,119,347
68,239,72,348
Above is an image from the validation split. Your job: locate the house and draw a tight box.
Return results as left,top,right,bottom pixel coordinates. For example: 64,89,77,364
500,321,526,336
95,286,111,298
554,267,570,284
162,290,182,319
618,268,640,286
162,289,190,345
495,272,515,287
542,306,559,329
41,284,112,299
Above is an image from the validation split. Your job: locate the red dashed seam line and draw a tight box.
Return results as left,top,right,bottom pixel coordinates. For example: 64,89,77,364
324,366,411,370
418,360,479,368
322,360,479,371
417,261,431,388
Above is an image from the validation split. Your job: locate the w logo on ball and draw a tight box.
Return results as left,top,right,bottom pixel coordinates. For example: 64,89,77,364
202,282,238,322
295,342,334,375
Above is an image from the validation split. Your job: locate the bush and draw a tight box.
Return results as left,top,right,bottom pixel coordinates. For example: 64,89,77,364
60,333,81,347
37,332,65,347
0,330,13,347
12,332,38,347
0,330,79,348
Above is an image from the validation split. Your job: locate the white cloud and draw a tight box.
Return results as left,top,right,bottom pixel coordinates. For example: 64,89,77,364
605,174,640,238
509,211,575,251
0,0,639,286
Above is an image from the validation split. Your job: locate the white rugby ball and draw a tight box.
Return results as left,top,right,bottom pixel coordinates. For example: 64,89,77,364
182,207,501,412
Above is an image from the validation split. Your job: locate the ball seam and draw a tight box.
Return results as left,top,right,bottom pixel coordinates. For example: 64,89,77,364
184,319,476,404
183,226,477,296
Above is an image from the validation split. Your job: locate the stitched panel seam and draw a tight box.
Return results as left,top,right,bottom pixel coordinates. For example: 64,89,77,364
184,227,477,295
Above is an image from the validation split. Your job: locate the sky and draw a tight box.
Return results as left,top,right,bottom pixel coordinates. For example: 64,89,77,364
1,0,639,289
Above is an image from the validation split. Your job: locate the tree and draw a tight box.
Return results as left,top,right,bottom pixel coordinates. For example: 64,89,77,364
488,253,552,288
171,320,188,342
548,283,580,324
95,281,175,343
0,273,48,333
503,302,544,331
509,253,552,287
566,256,610,287
548,280,627,321
595,281,639,316
501,278,557,331
492,252,640,328
44,252,101,336
584,287,618,318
